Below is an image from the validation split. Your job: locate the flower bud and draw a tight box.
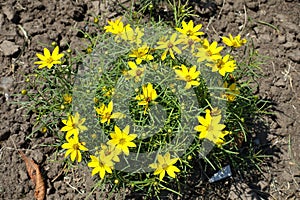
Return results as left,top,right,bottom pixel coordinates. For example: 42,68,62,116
21,89,27,95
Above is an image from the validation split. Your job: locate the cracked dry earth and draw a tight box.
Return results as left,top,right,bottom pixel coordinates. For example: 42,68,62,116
0,0,299,199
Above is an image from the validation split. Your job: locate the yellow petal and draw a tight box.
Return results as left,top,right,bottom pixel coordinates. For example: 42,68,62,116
44,48,51,57
159,170,166,181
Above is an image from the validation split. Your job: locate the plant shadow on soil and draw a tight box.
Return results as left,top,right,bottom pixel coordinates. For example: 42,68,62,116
1,0,299,199
125,104,280,199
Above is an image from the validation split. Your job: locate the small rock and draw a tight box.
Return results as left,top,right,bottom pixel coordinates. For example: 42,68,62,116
2,6,15,21
258,180,269,191
70,36,85,51
214,0,223,6
53,181,62,190
46,161,64,179
253,26,260,35
282,42,297,50
19,170,28,181
277,34,286,44
31,34,51,51
246,1,259,11
91,1,100,15
259,33,272,42
9,124,21,134
228,182,259,200
287,50,300,63
274,78,286,87
10,132,26,146
0,40,20,57
283,22,299,33
275,111,295,128
275,14,288,22
286,32,295,41
30,150,44,163
23,19,45,36
60,37,69,49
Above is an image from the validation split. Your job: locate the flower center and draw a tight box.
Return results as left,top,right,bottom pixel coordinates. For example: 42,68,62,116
99,161,105,168
162,163,168,170
167,42,173,49
72,123,78,129
216,60,224,69
136,69,143,76
185,75,192,82
186,30,193,36
46,57,54,64
119,138,126,145
207,124,214,132
103,113,111,119
73,144,79,150
207,50,212,57
188,39,194,46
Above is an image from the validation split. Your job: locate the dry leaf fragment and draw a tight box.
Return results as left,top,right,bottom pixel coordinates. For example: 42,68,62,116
19,151,45,200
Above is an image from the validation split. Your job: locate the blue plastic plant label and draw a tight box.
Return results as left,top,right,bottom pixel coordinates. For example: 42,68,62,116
209,165,232,183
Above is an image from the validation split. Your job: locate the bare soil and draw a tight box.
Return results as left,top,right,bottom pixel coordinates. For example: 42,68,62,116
0,0,299,199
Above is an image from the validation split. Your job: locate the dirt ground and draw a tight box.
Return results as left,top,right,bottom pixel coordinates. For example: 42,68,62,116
0,0,299,199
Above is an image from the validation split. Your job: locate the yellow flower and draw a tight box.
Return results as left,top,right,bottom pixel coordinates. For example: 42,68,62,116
88,151,114,179
95,101,125,124
60,112,88,139
195,39,223,63
63,93,72,104
194,109,226,146
129,44,154,64
175,20,204,37
207,54,236,76
62,135,88,162
175,64,200,89
104,17,126,35
149,152,180,181
156,33,182,60
126,61,146,82
178,35,202,53
34,46,64,69
121,26,144,45
135,83,158,114
100,143,122,162
222,34,247,48
107,125,137,156
222,81,240,102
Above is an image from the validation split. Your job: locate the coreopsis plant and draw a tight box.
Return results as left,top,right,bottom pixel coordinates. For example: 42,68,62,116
22,14,266,199
194,109,228,146
88,151,115,179
95,101,125,124
61,135,88,162
174,64,201,89
107,125,137,156
129,45,154,64
156,33,182,60
135,82,158,114
222,34,247,48
34,46,64,69
149,152,180,181
60,112,88,139
126,61,146,82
